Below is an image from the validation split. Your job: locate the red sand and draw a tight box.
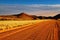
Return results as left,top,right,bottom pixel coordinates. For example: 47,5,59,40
0,20,60,40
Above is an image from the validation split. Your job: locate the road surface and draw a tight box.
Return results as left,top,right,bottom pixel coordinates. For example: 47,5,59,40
0,20,60,40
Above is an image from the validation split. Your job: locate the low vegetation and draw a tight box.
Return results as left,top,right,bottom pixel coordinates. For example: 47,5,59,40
0,20,49,32
0,20,46,32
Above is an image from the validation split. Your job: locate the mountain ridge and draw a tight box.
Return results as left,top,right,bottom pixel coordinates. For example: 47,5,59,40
0,12,60,20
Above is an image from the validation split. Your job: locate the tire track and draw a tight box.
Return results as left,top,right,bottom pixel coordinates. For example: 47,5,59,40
0,20,60,40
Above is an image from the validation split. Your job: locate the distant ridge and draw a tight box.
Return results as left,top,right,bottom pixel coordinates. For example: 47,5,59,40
13,12,33,18
0,12,60,20
0,12,38,20
54,14,60,19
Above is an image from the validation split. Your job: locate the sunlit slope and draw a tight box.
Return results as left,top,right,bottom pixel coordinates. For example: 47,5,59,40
0,20,49,32
0,20,60,40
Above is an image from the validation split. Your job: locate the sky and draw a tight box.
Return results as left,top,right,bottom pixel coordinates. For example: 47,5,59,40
0,0,60,16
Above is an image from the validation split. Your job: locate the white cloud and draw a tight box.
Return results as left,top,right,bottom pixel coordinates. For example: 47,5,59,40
0,4,60,16
26,4,60,7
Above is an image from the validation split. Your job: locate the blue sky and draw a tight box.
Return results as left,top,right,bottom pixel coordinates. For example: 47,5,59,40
0,0,60,16
0,0,60,4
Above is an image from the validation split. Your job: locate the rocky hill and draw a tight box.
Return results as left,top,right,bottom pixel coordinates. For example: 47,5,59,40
0,12,38,20
0,12,60,20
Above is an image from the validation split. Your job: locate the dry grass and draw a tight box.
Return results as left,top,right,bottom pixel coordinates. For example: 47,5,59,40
0,19,59,40
0,20,51,32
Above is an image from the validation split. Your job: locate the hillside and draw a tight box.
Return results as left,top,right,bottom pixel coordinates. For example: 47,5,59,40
0,12,38,20
0,12,60,20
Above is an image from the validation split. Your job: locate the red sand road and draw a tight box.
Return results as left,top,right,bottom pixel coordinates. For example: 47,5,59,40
0,20,60,40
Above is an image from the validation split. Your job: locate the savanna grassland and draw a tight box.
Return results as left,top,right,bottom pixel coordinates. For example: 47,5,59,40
0,20,60,40
0,20,48,33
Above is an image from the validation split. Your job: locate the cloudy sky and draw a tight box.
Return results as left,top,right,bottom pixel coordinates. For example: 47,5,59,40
0,0,60,16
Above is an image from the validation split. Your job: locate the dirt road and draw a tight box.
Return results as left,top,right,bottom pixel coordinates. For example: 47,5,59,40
0,20,60,40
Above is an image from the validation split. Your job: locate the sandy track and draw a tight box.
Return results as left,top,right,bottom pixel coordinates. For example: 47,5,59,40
0,20,60,40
